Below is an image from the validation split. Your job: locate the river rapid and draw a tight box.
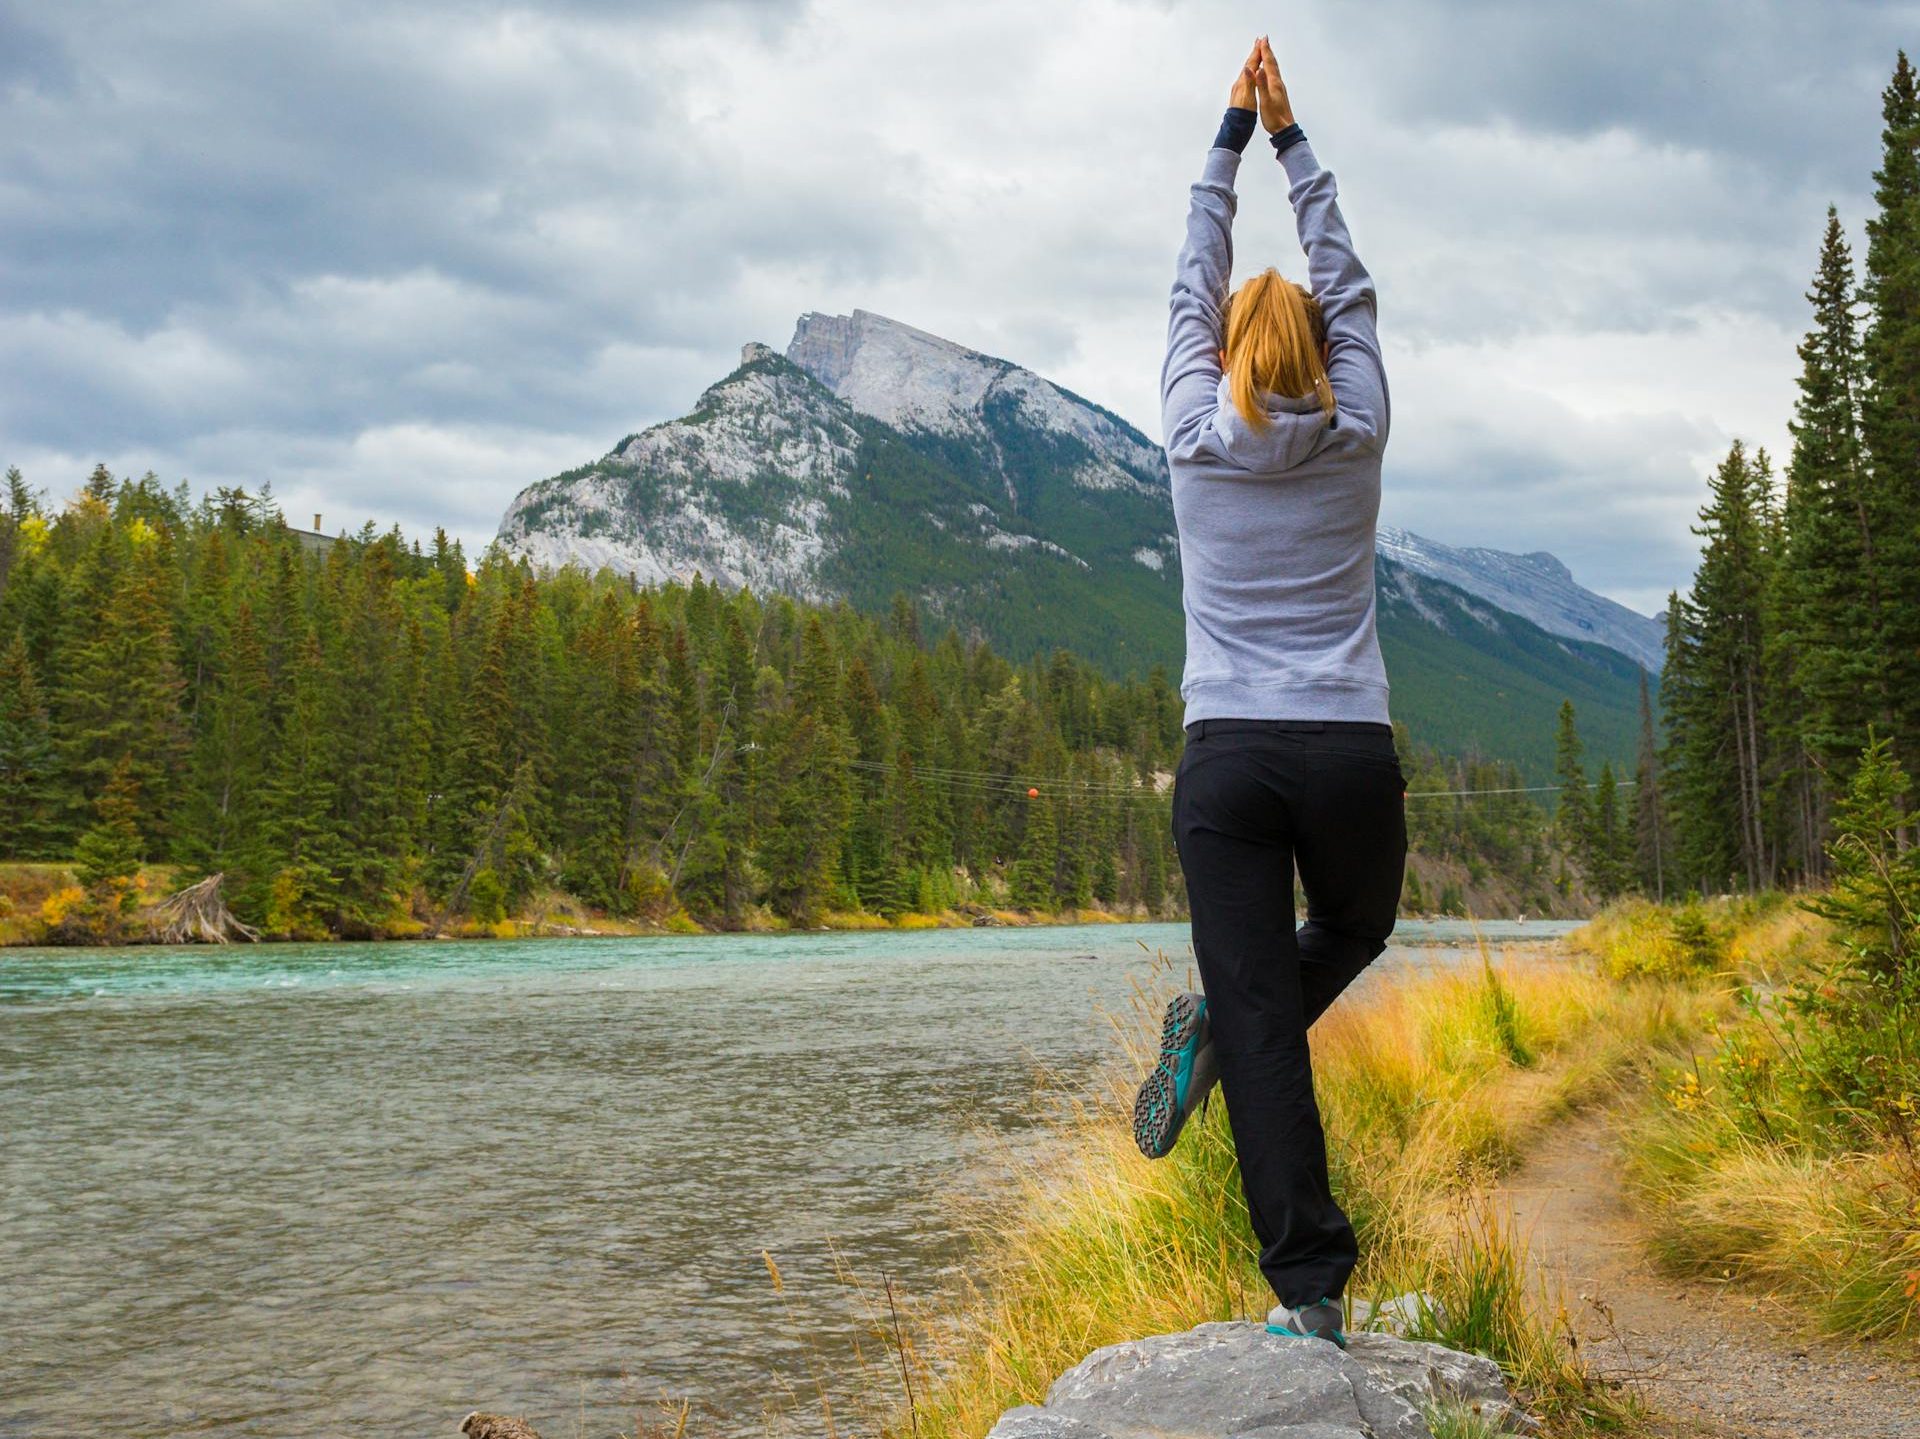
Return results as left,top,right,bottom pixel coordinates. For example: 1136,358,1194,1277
0,919,1574,1437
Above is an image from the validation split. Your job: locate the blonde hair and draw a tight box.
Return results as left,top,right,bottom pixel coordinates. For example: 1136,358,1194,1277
1222,268,1335,429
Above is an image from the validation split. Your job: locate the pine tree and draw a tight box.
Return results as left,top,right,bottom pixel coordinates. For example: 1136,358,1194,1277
5,466,35,524
1784,207,1883,796
54,519,189,849
1664,442,1779,891
324,540,414,929
1806,731,1918,992
1554,699,1591,875
178,601,273,879
1632,670,1670,899
759,615,851,923
1859,52,1920,786
0,629,61,857
73,755,144,918
1589,762,1629,900
1010,789,1059,910
255,628,347,935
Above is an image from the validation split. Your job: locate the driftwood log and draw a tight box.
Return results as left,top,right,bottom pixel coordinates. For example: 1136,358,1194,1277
148,873,261,944
460,1414,542,1439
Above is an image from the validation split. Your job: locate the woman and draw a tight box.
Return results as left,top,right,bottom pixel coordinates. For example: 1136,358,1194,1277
1131,37,1406,1351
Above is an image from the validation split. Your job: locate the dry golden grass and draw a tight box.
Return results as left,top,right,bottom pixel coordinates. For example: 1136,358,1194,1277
1589,896,1920,1340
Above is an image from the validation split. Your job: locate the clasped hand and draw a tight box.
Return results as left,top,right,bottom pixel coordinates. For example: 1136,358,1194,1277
1230,36,1294,133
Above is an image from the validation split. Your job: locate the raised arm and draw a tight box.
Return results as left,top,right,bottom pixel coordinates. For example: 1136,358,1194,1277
1256,37,1389,449
1160,45,1263,454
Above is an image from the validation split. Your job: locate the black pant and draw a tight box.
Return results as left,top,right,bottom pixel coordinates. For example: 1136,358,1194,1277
1169,717,1408,1307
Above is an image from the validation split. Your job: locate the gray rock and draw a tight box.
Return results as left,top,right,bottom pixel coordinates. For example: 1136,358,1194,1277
1348,1291,1447,1338
985,1407,1115,1439
983,1321,1537,1439
1345,1333,1537,1435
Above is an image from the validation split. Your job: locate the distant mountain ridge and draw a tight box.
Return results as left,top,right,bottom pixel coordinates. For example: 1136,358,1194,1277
497,309,1653,774
1377,527,1664,674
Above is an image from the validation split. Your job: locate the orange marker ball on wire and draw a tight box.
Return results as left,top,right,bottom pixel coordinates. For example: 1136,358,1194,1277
1027,787,1040,798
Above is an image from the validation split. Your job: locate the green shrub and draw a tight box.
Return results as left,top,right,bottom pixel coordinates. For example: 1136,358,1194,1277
467,867,507,925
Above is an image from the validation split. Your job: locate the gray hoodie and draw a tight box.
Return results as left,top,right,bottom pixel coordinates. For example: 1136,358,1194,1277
1160,139,1391,727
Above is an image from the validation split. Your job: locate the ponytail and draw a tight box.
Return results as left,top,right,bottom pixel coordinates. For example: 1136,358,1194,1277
1222,269,1335,431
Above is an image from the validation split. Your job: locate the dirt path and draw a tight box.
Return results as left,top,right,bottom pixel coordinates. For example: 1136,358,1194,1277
1495,1106,1920,1438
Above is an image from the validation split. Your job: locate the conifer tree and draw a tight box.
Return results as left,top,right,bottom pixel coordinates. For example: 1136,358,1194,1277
5,465,35,524
0,629,60,857
709,599,759,922
1860,52,1920,784
759,615,851,923
1589,762,1630,900
1632,670,1670,899
73,755,144,920
1010,789,1059,910
55,518,188,849
1554,699,1591,872
178,602,272,880
1664,442,1779,890
1784,207,1882,795
255,628,347,934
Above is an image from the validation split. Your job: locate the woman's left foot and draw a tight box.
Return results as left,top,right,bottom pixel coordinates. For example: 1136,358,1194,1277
1132,992,1218,1159
1265,1298,1348,1349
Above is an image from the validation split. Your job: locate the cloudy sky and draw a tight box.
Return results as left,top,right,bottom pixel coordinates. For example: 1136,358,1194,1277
2,1,1911,612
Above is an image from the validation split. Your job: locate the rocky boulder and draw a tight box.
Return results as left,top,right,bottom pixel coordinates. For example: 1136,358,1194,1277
985,1321,1535,1439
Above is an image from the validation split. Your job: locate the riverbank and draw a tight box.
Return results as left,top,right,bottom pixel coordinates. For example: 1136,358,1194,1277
0,860,1577,948
861,893,1918,1439
851,938,1708,1439
0,860,1175,947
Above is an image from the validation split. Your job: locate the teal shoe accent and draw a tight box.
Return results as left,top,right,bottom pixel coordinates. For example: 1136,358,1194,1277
1264,1299,1348,1349
1131,992,1217,1160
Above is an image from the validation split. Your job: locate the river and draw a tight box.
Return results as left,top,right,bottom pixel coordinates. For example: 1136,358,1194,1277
0,919,1574,1438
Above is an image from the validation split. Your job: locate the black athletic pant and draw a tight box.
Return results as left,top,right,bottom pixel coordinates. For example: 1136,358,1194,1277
1169,717,1408,1307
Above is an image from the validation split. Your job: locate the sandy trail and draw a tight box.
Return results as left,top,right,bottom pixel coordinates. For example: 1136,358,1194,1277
1495,1106,1920,1438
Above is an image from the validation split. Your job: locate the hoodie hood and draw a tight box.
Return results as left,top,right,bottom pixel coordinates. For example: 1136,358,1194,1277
1201,372,1334,473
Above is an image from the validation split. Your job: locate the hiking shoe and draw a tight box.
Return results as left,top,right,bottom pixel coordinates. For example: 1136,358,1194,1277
1132,991,1219,1159
1266,1297,1348,1349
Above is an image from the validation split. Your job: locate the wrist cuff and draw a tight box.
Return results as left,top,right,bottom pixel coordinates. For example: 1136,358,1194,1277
1269,122,1306,156
1214,107,1258,154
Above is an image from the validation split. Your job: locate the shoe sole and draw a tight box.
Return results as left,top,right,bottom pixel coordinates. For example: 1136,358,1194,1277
1264,1322,1348,1350
1133,993,1206,1160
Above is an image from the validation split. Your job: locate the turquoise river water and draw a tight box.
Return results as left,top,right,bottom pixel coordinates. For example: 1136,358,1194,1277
0,919,1575,1437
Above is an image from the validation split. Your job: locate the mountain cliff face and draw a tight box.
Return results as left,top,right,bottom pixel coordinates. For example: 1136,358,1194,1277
497,309,1651,774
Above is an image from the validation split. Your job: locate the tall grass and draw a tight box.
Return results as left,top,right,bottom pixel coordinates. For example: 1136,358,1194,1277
1614,902,1920,1340
855,944,1709,1439
1563,884,1920,1343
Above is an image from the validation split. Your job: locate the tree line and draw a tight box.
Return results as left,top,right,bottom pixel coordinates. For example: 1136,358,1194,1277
0,468,1204,936
1558,53,1920,901
0,460,1580,939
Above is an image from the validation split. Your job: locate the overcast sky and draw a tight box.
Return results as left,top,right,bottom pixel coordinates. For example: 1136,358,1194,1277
3,1,1912,613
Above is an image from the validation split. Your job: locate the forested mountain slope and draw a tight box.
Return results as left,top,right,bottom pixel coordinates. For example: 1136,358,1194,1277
499,311,1651,773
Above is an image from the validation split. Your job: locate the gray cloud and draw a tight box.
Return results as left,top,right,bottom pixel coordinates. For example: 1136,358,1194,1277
0,0,1908,605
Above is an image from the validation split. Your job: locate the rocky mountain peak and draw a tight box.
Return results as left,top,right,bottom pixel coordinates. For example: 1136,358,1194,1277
788,309,1013,436
787,308,1167,498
